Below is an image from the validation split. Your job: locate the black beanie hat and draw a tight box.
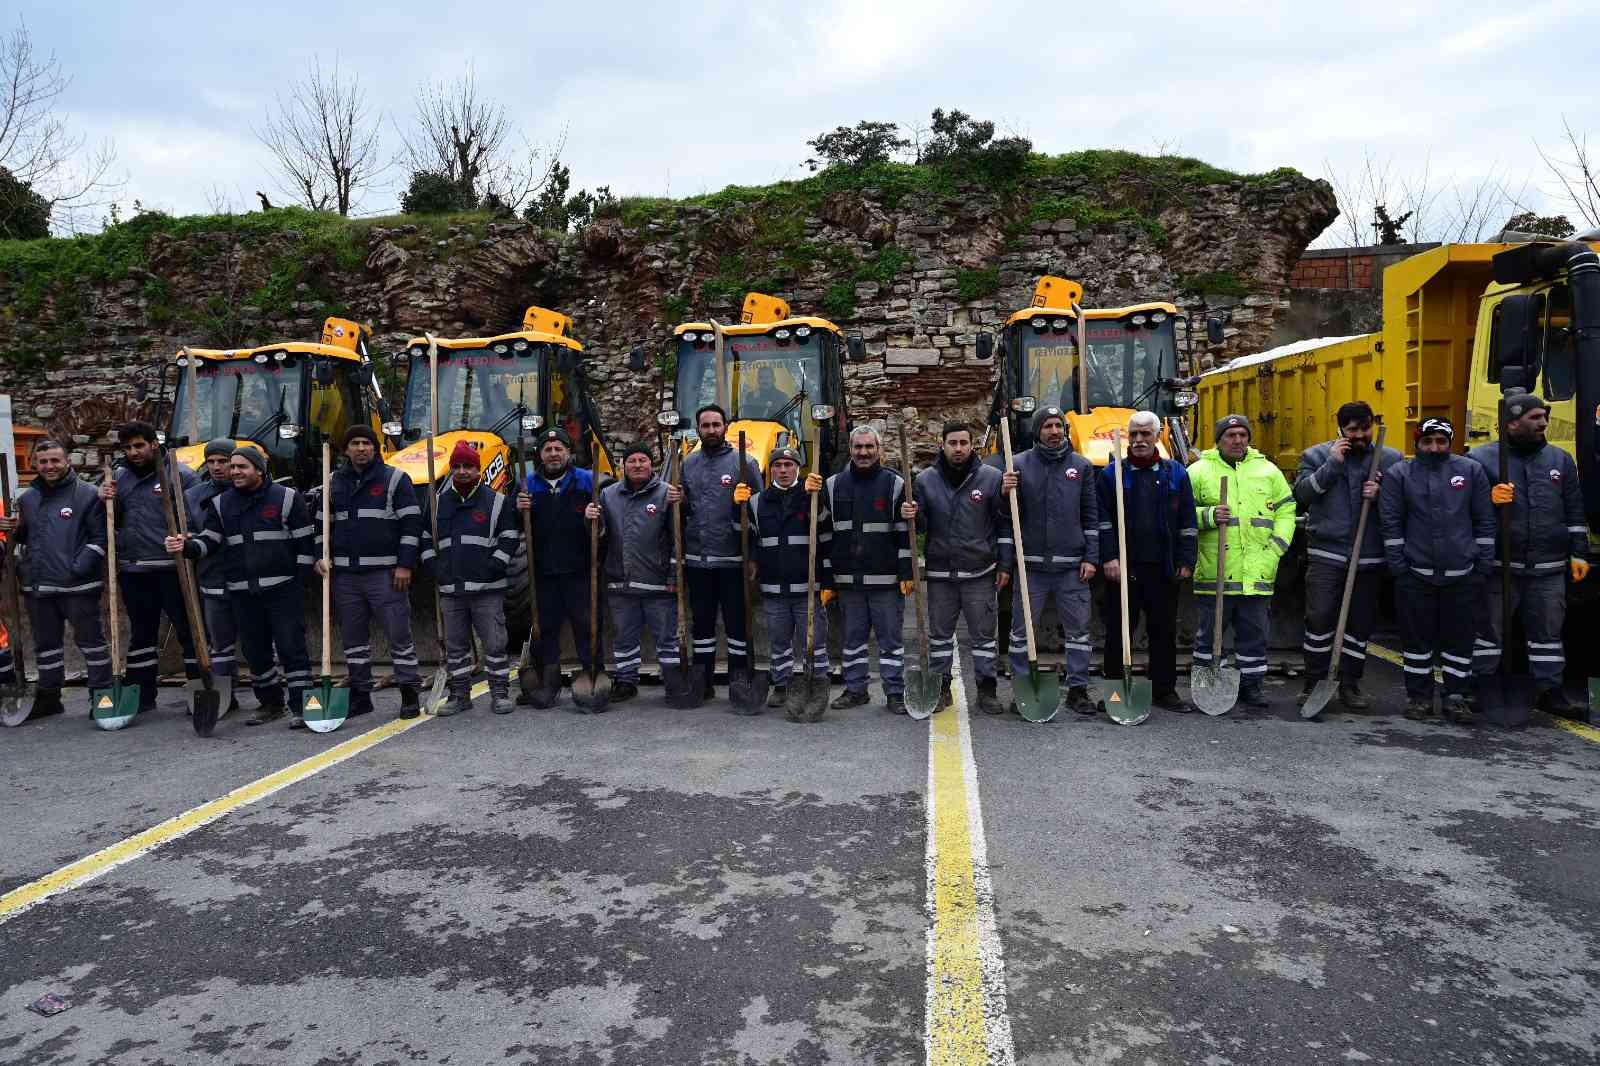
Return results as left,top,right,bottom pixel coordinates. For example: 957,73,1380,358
1214,414,1252,442
231,445,269,476
203,438,235,459
341,424,380,449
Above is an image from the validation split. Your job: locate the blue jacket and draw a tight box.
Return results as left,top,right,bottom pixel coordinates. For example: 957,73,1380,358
112,458,198,572
15,473,106,596
1000,446,1099,573
1379,453,1495,584
184,477,231,597
1294,440,1404,571
421,481,520,595
599,475,676,594
1095,457,1198,577
913,458,1004,581
682,443,763,568
825,463,911,587
523,463,596,576
321,459,422,572
1466,441,1588,574
188,481,316,594
740,482,833,596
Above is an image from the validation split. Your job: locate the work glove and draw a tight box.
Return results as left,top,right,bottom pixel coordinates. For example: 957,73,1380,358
1492,482,1515,505
1571,558,1591,582
804,472,823,493
733,483,752,504
899,579,915,596
820,589,836,606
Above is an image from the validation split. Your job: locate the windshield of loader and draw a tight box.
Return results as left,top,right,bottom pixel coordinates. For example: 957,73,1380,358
402,343,542,445
171,356,305,462
1019,318,1178,412
674,331,827,437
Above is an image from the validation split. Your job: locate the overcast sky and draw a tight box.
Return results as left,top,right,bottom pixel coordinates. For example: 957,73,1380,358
15,0,1597,245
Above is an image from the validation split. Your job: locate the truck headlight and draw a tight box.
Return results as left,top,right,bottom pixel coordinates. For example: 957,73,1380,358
1173,390,1199,409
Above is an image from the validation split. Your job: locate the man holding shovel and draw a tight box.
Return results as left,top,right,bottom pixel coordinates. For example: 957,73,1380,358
184,439,241,717
0,439,110,719
1187,415,1295,710
595,445,684,701
317,425,424,719
737,444,835,709
516,428,600,692
1096,411,1197,714
1293,402,1402,714
168,445,316,726
1467,393,1589,719
901,422,1006,715
419,441,520,717
1000,406,1099,717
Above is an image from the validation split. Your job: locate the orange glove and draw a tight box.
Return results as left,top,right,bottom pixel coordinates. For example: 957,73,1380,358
1571,558,1590,582
804,472,823,493
820,589,836,606
1491,482,1515,505
733,483,752,504
899,579,915,596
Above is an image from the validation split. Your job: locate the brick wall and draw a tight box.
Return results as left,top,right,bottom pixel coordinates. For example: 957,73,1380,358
1289,243,1439,291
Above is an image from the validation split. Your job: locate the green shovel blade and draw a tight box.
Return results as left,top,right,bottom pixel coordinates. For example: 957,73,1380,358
1103,677,1152,726
302,681,349,733
1013,666,1060,723
91,680,141,731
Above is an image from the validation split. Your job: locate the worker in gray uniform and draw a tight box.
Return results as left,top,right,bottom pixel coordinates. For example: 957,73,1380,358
595,444,686,700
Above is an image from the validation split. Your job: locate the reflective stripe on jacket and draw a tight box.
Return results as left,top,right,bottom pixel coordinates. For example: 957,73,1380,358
913,460,1004,580
421,481,519,594
1189,447,1295,596
825,464,910,586
1466,441,1587,573
1378,453,1495,584
599,475,676,594
323,460,423,572
743,482,833,595
16,474,106,595
1294,440,1403,571
184,477,230,597
998,447,1098,573
682,444,762,568
190,482,315,594
113,460,198,571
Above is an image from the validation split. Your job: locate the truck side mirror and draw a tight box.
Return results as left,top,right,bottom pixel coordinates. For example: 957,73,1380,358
975,332,994,361
628,346,648,372
846,335,866,362
1492,294,1542,391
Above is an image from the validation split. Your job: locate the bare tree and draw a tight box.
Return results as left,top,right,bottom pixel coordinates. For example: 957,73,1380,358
395,68,563,212
1536,116,1599,230
1319,151,1534,247
255,56,382,216
0,17,119,234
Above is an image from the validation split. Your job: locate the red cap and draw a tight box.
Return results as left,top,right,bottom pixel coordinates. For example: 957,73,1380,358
449,440,481,468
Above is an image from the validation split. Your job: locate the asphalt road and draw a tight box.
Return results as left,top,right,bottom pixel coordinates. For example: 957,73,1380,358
1,654,1597,1066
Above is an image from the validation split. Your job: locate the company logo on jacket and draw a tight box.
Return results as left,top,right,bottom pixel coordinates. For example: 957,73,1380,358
1551,469,1563,482
1450,475,1466,489
58,507,73,519
720,474,733,486
970,489,985,502
1066,468,1080,480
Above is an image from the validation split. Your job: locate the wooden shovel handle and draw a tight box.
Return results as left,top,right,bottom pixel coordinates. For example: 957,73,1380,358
1000,419,1038,663
1212,477,1229,661
1112,430,1132,672
1329,425,1387,671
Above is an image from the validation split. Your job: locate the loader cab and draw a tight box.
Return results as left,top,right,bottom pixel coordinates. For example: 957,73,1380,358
663,292,850,474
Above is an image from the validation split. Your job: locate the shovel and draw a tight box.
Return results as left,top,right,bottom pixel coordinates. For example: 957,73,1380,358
417,334,450,717
663,448,706,708
91,460,140,730
1190,476,1239,715
513,409,554,708
787,424,830,722
162,450,224,736
728,432,769,714
0,460,30,726
1301,426,1387,720
1000,419,1059,722
1101,430,1151,726
571,447,612,712
1480,430,1536,728
301,443,349,733
898,423,941,720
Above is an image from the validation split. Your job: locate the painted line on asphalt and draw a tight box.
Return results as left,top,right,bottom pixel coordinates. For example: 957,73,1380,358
925,656,1015,1066
1368,642,1599,744
0,678,491,924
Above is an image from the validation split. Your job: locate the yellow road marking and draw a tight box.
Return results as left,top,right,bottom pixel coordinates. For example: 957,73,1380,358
926,660,1014,1065
1369,642,1599,744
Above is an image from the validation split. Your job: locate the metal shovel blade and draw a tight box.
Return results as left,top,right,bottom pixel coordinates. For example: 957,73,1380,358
1479,671,1535,729
661,662,705,709
426,668,449,716
783,664,826,722
728,666,769,716
1013,665,1061,723
522,664,559,709
192,687,223,738
1299,678,1337,720
91,680,141,731
302,681,349,734
1,693,28,727
1588,677,1600,723
1103,677,1152,726
571,668,612,713
902,667,943,721
1189,665,1239,716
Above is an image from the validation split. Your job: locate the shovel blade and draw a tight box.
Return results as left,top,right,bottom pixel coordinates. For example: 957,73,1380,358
1013,666,1061,723
302,682,349,733
192,688,223,737
1189,665,1239,716
1299,678,1337,720
1,692,28,727
785,664,829,722
1589,677,1600,720
1103,677,1152,726
426,669,449,716
1479,673,1536,729
522,665,559,709
572,669,612,713
728,666,769,716
91,680,141,731
661,663,705,709
902,667,944,721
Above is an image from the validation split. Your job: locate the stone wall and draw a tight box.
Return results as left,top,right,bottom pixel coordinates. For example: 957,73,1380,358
0,160,1337,467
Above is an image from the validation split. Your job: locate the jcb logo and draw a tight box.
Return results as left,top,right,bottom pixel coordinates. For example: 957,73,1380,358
484,452,508,488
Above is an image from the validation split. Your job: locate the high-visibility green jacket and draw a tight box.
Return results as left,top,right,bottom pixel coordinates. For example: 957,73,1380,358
1189,447,1296,596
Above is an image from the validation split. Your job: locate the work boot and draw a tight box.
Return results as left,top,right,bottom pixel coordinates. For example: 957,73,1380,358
831,688,869,710
347,689,374,718
1442,694,1477,725
1537,687,1587,721
702,664,717,698
1238,684,1270,709
885,693,906,715
1338,684,1371,711
436,691,471,717
247,701,285,726
398,685,420,719
1067,685,1099,718
29,688,65,719
767,685,787,709
1153,690,1185,712
940,678,953,710
976,677,1002,715
1403,698,1433,722
491,690,514,716
610,681,638,703
286,713,307,730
